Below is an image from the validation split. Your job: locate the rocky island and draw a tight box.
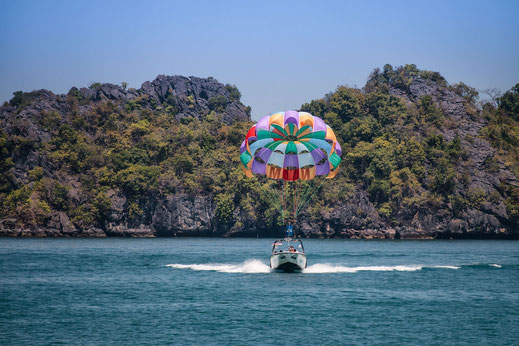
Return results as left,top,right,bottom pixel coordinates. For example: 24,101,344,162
1,65,518,238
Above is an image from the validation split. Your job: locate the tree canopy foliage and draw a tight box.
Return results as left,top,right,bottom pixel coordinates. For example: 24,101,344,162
1,66,518,232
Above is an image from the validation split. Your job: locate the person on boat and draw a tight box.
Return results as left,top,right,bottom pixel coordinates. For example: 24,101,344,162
289,246,296,252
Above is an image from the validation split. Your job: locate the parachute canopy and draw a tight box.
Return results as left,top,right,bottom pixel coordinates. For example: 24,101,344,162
240,111,342,181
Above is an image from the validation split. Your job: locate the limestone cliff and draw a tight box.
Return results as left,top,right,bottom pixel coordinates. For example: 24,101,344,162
0,67,517,238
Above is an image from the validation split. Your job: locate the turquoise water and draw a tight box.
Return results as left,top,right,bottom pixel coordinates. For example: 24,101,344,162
1,238,518,345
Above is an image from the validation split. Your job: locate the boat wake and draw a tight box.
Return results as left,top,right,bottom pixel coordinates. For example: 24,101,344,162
303,263,460,273
166,259,271,273
166,260,503,274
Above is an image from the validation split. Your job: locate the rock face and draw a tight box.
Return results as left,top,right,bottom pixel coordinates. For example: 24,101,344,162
289,74,518,240
0,74,251,238
140,75,250,124
298,190,388,239
388,76,517,238
0,69,517,238
151,194,214,236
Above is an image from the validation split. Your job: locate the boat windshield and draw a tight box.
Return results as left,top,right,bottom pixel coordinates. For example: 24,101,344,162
272,239,305,254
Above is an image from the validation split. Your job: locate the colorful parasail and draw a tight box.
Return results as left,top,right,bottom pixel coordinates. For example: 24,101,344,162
240,111,342,181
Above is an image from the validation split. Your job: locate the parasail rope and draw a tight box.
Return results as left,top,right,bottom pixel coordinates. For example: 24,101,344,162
255,179,283,218
254,176,325,226
267,183,283,217
293,180,300,225
294,180,315,216
282,179,286,224
293,181,296,224
295,178,327,218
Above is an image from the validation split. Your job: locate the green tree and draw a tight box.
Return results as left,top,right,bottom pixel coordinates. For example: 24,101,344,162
450,82,479,103
365,92,407,126
329,86,364,122
114,165,161,198
225,84,241,101
208,95,229,112
300,99,327,118
215,193,235,224
37,178,69,210
499,83,519,121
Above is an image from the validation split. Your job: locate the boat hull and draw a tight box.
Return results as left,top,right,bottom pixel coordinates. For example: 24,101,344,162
270,252,307,272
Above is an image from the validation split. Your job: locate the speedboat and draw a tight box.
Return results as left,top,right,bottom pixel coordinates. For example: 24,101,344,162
270,237,307,272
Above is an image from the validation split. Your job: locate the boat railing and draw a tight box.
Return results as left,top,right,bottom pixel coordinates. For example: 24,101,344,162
271,239,305,254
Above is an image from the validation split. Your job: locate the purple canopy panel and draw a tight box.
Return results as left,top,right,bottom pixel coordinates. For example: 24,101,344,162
284,110,299,127
283,154,299,168
257,147,272,163
256,115,270,131
335,141,342,156
251,160,266,174
251,148,272,174
240,139,247,154
315,160,330,175
313,116,327,133
310,148,326,165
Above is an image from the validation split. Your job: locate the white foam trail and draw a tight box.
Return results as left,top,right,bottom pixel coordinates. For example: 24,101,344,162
430,265,461,269
166,259,271,273
166,261,463,274
303,264,423,273
489,263,502,268
303,264,462,273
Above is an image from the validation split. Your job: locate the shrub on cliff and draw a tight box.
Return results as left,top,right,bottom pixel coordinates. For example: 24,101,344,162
110,148,150,170
215,193,235,224
0,130,14,193
208,95,229,112
9,91,42,108
71,192,111,228
2,186,31,218
450,82,479,104
37,178,69,211
499,83,519,121
328,86,365,122
114,165,161,198
225,84,241,101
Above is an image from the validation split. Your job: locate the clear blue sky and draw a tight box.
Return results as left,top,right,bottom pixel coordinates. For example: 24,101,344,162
1,0,518,119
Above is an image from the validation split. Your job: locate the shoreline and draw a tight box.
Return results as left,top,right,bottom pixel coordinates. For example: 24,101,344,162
1,229,517,240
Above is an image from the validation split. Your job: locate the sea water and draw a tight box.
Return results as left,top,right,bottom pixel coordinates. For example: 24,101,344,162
0,238,518,345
